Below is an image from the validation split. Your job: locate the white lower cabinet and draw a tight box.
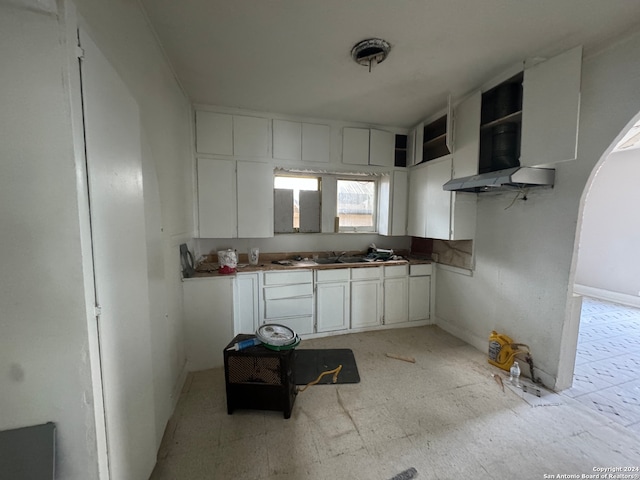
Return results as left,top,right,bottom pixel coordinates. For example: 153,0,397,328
350,267,383,329
409,264,432,321
262,270,314,334
183,276,234,370
234,272,260,335
315,269,350,333
383,265,409,325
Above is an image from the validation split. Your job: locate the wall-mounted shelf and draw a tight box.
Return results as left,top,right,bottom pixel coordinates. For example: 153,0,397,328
479,73,523,174
423,115,450,162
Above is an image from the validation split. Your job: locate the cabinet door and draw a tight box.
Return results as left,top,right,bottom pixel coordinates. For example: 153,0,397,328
384,276,409,325
453,92,481,178
273,119,301,160
342,127,369,165
183,277,234,369
195,111,233,155
378,172,407,237
450,192,476,240
316,282,350,332
369,129,395,167
233,115,269,157
234,273,259,335
410,123,424,166
351,280,382,328
197,158,237,238
424,156,453,240
407,162,428,237
391,170,408,236
302,123,330,163
520,45,582,167
237,161,273,238
409,276,431,321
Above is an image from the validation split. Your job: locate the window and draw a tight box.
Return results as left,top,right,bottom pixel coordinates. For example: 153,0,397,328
337,179,376,232
274,175,320,232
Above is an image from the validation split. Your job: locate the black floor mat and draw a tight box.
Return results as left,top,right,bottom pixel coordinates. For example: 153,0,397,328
293,349,360,385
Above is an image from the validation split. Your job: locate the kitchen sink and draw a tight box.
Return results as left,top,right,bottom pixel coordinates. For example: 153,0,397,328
312,256,368,265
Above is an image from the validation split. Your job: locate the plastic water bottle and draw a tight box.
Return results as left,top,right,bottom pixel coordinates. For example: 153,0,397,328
509,361,521,387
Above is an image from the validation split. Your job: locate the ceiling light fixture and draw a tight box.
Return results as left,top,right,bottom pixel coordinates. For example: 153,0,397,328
351,38,390,72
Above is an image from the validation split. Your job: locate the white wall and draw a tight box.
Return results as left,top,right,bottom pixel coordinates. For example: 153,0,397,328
434,28,640,389
0,3,99,478
574,147,640,305
0,0,193,477
73,0,195,450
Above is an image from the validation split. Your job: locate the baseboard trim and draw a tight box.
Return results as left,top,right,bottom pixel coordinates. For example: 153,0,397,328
574,284,640,308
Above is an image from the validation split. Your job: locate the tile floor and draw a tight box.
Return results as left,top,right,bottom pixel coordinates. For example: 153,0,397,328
151,311,640,480
562,297,640,436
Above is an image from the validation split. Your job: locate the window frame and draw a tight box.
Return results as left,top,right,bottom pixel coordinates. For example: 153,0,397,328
272,172,379,234
336,176,378,233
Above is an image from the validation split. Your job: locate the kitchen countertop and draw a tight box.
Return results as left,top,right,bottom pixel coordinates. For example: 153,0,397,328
189,253,432,278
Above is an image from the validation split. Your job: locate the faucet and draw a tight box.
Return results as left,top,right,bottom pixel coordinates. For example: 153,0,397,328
332,251,347,261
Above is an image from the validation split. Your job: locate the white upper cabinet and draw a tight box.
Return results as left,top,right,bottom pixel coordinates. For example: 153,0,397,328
342,127,370,165
273,120,331,163
233,115,269,157
424,156,453,240
520,45,582,167
302,123,330,163
197,158,237,238
369,129,395,167
453,91,481,178
272,119,301,160
197,158,273,238
378,170,408,236
196,111,269,157
407,161,428,237
196,111,233,155
237,160,274,238
342,127,394,166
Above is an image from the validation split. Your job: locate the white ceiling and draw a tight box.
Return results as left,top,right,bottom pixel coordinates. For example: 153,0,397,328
141,0,640,128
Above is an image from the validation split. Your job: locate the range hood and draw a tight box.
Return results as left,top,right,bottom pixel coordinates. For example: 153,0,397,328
443,166,555,193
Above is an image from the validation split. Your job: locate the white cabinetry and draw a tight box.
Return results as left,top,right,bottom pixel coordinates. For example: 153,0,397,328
342,127,394,167
350,267,383,328
182,277,234,369
520,45,582,167
383,265,409,325
408,155,475,240
272,119,330,163
378,170,408,236
237,161,274,237
196,111,269,157
234,273,260,335
195,111,233,155
409,264,432,322
197,158,237,238
263,270,314,334
407,162,428,237
315,269,350,333
197,158,273,238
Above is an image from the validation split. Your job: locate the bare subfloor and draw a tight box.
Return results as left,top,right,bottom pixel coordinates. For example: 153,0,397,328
151,321,639,479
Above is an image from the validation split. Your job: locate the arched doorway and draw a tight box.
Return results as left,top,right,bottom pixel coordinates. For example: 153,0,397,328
561,113,640,425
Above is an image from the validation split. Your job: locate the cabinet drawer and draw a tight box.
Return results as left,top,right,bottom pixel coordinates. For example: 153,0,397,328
410,264,432,276
264,270,312,285
265,297,313,319
351,267,382,280
264,283,313,300
316,269,350,283
384,265,408,278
